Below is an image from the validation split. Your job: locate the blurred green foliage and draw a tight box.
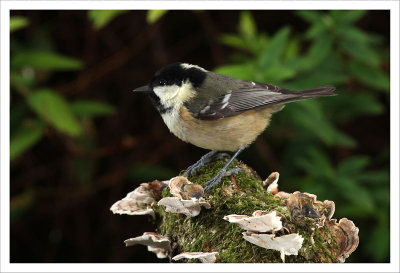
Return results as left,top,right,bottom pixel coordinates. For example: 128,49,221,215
217,10,390,262
10,16,29,32
146,10,168,24
88,10,128,29
10,15,117,216
10,16,116,159
12,51,83,70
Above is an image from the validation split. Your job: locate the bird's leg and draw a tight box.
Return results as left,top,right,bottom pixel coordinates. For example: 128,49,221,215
184,150,230,177
203,147,245,191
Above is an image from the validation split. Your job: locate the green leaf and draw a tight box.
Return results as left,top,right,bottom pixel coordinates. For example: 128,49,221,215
239,11,257,39
88,10,128,30
290,100,356,148
219,34,248,51
10,16,29,32
348,61,389,92
331,10,366,24
27,89,82,136
332,130,357,148
10,120,44,160
340,178,375,212
340,39,380,67
284,54,348,89
262,65,296,83
284,70,347,90
284,38,300,60
10,70,36,90
258,26,290,69
367,224,390,262
147,10,168,24
71,100,116,117
304,23,326,40
322,92,384,122
296,10,323,24
336,24,383,67
295,147,334,178
300,34,333,71
338,156,370,175
11,51,83,71
214,63,255,81
355,171,389,185
337,25,373,45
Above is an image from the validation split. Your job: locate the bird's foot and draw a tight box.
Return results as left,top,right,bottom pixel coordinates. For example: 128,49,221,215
184,151,230,177
203,168,243,191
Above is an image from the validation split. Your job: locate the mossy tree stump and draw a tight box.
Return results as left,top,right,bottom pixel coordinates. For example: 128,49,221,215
151,160,357,263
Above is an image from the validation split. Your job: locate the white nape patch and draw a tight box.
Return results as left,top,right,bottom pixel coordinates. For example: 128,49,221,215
221,102,229,109
180,63,207,72
153,80,196,109
222,93,231,104
200,105,210,114
251,81,256,86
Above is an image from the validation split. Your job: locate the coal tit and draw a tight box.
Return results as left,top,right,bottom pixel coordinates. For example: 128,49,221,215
133,62,336,190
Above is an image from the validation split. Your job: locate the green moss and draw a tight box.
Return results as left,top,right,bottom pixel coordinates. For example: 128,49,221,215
153,160,342,263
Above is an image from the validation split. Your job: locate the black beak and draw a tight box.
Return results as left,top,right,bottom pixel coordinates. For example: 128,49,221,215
132,85,152,93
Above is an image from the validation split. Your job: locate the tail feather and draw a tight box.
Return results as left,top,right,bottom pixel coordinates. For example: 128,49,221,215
273,86,336,106
297,86,336,98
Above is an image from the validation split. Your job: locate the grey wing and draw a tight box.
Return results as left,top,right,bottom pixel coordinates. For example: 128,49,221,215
195,82,302,120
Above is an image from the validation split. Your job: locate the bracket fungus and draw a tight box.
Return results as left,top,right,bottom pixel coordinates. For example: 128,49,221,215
157,176,211,217
223,210,282,233
224,209,303,262
325,218,359,262
110,180,167,218
157,196,210,217
263,171,279,194
172,252,219,263
276,190,359,262
124,232,171,259
242,232,304,262
111,160,359,263
169,176,204,200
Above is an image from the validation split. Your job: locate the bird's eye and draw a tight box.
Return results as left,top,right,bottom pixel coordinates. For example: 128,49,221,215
159,79,167,86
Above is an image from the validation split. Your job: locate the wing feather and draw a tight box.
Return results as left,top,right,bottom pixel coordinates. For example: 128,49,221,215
192,79,335,120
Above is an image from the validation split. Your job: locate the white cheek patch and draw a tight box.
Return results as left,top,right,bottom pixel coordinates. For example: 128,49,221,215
153,85,180,108
153,81,196,109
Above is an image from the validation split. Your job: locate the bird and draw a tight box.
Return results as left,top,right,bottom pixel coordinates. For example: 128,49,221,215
133,62,336,191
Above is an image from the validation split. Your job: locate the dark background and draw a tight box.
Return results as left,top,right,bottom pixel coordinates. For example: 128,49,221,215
10,10,390,263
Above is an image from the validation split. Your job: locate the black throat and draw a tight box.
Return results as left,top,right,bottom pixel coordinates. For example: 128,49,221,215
147,92,173,115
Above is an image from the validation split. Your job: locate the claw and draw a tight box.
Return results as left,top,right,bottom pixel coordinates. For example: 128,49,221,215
215,153,230,160
224,168,243,176
203,168,243,191
203,175,223,191
184,165,198,177
184,150,227,177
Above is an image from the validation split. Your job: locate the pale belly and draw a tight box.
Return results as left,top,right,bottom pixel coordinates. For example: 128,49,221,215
161,106,282,151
